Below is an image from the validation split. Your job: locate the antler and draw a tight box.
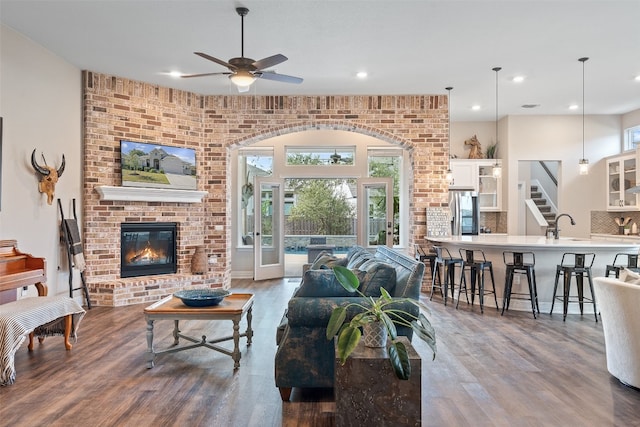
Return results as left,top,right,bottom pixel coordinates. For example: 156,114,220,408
31,149,50,176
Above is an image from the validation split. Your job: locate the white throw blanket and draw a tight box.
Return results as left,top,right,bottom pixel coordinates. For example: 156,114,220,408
0,296,85,386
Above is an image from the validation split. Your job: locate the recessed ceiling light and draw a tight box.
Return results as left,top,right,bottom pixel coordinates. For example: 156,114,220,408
168,71,183,78
569,104,579,110
356,71,367,79
512,76,525,83
635,75,640,81
471,105,481,111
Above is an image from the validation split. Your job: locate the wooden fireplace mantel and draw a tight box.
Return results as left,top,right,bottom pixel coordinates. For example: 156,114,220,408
95,186,208,203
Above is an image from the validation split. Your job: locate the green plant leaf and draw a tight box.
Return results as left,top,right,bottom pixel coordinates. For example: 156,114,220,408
326,306,347,339
388,341,411,380
337,325,361,364
333,266,359,292
351,311,375,327
380,312,397,340
380,287,392,301
411,313,437,359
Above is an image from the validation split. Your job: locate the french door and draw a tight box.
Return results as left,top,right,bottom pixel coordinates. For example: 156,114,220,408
253,177,285,280
358,178,394,248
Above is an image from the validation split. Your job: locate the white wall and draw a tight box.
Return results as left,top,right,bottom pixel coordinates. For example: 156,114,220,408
622,108,640,132
0,24,82,297
450,121,495,159
504,115,621,238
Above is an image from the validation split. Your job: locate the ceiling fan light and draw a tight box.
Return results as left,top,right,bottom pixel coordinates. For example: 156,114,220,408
230,70,256,88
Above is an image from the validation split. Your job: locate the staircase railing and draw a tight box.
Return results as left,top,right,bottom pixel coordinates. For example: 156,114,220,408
538,161,558,187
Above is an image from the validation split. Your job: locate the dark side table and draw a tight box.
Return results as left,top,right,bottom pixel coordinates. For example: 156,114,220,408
334,336,421,426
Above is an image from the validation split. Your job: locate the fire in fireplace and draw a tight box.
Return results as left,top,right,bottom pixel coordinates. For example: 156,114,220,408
121,222,177,278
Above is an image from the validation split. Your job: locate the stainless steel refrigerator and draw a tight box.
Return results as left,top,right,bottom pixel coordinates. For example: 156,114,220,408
449,189,480,235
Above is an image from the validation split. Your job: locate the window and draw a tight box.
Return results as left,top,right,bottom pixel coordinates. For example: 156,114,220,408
624,125,640,152
238,149,273,246
285,146,355,165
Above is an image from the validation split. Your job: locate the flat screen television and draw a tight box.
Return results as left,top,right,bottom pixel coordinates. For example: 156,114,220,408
120,140,196,190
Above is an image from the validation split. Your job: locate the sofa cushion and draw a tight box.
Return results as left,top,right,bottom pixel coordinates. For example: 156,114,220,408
357,259,397,296
310,250,346,270
619,268,640,285
296,269,367,297
346,251,373,269
345,245,367,261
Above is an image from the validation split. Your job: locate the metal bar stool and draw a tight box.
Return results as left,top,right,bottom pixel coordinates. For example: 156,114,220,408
550,252,597,321
605,253,640,278
457,248,499,313
502,251,539,318
430,246,463,306
415,244,439,291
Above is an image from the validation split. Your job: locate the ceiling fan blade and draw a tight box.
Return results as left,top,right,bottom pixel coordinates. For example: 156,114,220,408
194,52,235,70
252,54,288,71
181,72,231,78
257,71,303,84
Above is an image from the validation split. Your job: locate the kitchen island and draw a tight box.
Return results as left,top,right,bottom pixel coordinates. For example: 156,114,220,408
426,235,640,314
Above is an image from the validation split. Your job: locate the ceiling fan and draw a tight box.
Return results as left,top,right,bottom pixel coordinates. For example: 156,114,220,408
330,150,353,165
182,7,303,92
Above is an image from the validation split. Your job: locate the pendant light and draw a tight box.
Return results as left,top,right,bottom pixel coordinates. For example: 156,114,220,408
445,87,453,183
492,67,502,178
578,57,589,175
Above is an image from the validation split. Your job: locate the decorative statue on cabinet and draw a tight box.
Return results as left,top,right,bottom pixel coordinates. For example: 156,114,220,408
464,135,483,159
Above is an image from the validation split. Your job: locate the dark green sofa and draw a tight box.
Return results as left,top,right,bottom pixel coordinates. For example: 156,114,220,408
274,245,425,401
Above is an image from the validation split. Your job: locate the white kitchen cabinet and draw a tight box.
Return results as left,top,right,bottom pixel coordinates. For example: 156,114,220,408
450,159,502,211
606,153,638,211
449,160,475,189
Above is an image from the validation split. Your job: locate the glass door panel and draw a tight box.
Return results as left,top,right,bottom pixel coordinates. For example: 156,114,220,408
358,178,393,248
254,177,284,280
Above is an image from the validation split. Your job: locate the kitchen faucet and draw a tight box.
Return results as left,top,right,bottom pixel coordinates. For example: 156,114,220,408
553,213,576,239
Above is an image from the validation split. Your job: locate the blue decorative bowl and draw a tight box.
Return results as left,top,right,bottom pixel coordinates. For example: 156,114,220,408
173,288,231,307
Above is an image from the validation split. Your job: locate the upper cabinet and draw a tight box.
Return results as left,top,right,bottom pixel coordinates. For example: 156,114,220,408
450,159,502,211
606,152,639,211
449,160,475,189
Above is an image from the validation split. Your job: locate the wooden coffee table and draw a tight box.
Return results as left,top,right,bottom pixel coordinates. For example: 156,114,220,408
143,292,254,369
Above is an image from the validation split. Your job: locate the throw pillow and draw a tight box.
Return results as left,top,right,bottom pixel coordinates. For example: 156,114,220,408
296,269,367,297
309,251,346,270
357,259,397,296
618,268,640,285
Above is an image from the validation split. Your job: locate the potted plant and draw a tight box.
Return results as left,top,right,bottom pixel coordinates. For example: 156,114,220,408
326,266,437,380
486,143,498,159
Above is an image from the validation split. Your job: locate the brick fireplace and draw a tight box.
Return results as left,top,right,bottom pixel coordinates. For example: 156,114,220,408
81,71,449,306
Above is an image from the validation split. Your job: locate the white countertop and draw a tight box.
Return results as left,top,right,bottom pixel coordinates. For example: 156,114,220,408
590,233,640,242
427,234,640,249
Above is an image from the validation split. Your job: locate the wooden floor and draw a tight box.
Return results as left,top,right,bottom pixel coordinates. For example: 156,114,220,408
1,278,639,427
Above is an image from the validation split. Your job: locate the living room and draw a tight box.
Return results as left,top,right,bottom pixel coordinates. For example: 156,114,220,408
2,1,640,425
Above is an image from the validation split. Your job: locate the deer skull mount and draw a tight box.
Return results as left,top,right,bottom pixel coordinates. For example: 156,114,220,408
31,149,65,205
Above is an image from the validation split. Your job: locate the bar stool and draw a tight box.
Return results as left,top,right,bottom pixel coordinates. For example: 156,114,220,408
415,244,439,290
605,253,640,278
502,251,539,318
430,246,463,306
457,249,499,313
550,252,597,321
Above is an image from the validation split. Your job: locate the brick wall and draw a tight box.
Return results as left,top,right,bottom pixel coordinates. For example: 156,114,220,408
82,71,448,305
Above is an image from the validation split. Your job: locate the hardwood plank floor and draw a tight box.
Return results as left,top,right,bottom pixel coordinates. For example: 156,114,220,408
1,278,639,426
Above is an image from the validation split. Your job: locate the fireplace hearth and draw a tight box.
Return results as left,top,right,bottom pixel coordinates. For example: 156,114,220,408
121,222,177,278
